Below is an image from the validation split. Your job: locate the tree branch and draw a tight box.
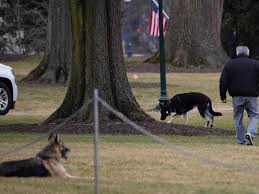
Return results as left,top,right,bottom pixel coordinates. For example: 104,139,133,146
23,9,48,25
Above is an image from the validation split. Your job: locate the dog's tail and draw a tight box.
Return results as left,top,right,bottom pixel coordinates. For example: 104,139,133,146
207,101,222,116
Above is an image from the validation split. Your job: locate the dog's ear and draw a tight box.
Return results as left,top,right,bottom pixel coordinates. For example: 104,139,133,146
48,132,55,143
159,102,163,108
54,134,60,144
164,100,170,106
159,101,170,111
48,132,58,144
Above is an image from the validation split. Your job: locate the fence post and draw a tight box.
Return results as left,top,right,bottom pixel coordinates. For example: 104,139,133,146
93,89,100,194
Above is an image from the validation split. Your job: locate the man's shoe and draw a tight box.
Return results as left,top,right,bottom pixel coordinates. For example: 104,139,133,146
245,133,254,145
237,141,246,145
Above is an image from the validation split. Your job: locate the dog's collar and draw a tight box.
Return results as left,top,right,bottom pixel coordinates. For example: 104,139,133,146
36,155,56,161
36,156,42,160
34,156,44,164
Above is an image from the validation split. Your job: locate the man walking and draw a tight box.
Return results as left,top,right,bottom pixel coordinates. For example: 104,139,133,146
220,46,259,145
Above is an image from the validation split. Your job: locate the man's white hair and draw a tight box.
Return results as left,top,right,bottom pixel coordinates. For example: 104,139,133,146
236,46,250,56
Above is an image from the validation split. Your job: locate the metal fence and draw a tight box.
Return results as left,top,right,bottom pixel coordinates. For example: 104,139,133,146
93,89,259,194
1,89,259,194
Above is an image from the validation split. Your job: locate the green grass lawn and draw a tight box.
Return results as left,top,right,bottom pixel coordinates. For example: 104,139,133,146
0,56,258,194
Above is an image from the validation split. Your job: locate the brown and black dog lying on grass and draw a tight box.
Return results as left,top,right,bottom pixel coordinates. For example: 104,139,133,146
0,133,78,178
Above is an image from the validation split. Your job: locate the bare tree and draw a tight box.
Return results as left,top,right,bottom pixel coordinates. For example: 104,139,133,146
22,0,48,54
147,0,228,67
22,0,72,84
46,0,152,124
0,0,47,56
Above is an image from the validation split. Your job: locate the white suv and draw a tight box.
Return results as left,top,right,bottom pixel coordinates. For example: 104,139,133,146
0,63,18,115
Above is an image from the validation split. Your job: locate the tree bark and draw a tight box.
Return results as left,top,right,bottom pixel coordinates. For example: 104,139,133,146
165,0,228,67
146,0,228,67
45,0,152,124
22,0,72,84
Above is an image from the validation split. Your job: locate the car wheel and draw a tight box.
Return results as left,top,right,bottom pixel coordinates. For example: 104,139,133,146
0,82,12,115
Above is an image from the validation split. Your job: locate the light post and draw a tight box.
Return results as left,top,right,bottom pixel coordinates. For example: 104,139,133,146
158,0,169,104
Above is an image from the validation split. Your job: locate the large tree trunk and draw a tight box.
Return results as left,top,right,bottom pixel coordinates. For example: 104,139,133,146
146,0,228,67
45,0,152,124
165,0,228,67
22,0,72,84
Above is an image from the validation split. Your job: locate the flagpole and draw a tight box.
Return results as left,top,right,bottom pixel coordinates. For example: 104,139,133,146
158,0,169,104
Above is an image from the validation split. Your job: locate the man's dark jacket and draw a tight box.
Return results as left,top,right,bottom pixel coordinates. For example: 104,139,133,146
219,54,259,100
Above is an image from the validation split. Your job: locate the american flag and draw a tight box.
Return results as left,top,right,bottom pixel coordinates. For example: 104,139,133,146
148,0,169,37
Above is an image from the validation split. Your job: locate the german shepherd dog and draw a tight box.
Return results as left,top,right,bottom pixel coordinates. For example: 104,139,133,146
159,92,222,128
0,133,78,178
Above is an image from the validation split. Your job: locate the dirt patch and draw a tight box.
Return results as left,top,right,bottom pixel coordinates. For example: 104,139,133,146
0,121,234,136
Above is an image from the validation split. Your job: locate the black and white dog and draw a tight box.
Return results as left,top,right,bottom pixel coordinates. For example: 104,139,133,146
159,92,222,128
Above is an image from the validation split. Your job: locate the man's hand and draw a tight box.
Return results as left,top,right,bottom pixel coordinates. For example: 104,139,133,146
221,99,227,103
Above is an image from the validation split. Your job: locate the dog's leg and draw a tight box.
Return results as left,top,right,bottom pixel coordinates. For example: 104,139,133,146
204,113,214,128
64,173,94,180
205,121,210,128
167,114,180,123
210,117,214,128
43,159,68,178
42,160,57,177
64,172,80,179
43,160,85,179
183,112,188,125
